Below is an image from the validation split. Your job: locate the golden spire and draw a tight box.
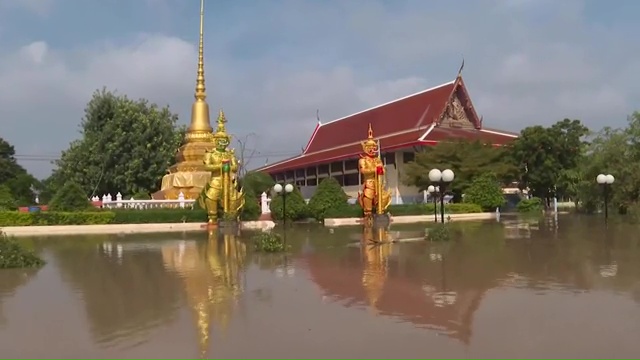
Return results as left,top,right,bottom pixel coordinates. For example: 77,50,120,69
187,0,213,136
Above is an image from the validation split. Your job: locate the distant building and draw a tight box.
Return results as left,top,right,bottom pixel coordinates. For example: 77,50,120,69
257,76,518,204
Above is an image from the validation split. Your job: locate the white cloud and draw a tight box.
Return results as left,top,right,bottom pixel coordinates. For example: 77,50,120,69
0,0,638,178
0,0,55,17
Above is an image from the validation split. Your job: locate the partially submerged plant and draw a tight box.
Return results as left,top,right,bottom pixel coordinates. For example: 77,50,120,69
427,224,452,242
252,232,288,253
0,231,46,269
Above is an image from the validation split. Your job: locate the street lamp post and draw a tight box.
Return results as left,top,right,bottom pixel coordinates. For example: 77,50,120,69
427,185,439,222
596,174,615,224
273,183,294,226
428,169,455,224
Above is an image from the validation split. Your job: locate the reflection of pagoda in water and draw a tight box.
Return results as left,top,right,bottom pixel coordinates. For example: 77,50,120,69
161,230,246,358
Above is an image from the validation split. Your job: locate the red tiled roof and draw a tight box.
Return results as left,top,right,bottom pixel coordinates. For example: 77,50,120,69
424,127,517,145
258,76,518,174
261,129,428,173
260,126,516,173
305,81,456,154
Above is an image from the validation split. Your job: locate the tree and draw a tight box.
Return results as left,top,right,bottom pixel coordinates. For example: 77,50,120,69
307,177,349,220
0,137,36,205
235,133,257,178
49,182,92,212
240,171,274,197
509,119,589,207
574,112,640,213
0,185,17,211
403,140,516,199
49,88,184,198
269,187,308,221
463,173,506,211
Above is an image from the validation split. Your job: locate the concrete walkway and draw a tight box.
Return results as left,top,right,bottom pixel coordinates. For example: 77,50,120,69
323,212,496,227
1,220,275,237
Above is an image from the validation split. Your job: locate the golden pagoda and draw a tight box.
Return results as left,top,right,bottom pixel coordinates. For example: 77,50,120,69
153,0,215,200
161,230,246,358
361,225,392,313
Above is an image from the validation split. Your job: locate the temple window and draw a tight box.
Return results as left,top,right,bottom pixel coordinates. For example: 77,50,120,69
343,173,360,186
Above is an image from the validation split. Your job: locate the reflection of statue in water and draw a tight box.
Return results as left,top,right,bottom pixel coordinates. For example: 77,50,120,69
198,109,246,224
357,124,392,221
160,230,246,358
361,224,392,312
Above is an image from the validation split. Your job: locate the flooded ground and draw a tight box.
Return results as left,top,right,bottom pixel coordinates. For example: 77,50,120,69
2,215,640,358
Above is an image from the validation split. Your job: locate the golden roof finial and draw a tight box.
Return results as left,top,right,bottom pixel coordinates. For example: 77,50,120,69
186,0,212,136
195,0,206,101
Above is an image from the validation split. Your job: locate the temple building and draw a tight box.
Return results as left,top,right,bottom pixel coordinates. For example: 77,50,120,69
153,0,215,200
258,74,518,203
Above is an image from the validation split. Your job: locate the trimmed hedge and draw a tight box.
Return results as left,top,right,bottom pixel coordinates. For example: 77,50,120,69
0,208,208,226
323,203,483,219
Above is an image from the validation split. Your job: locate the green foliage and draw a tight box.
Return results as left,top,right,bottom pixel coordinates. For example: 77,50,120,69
0,208,208,226
464,173,506,211
269,187,308,221
0,185,17,211
253,232,288,253
240,196,261,221
109,209,207,224
322,203,483,218
241,171,275,197
403,140,517,198
130,192,151,200
49,182,92,212
307,178,349,220
0,232,45,269
0,137,36,206
48,88,185,198
517,197,543,213
510,119,589,202
427,224,452,242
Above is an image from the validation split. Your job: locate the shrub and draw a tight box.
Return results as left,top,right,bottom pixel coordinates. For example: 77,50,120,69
0,185,17,211
0,231,46,269
517,197,543,213
130,192,151,200
49,181,91,211
253,232,287,252
240,196,261,221
427,224,451,242
269,187,308,221
463,173,506,211
307,178,349,220
320,203,484,219
241,171,275,197
0,208,207,226
110,208,207,224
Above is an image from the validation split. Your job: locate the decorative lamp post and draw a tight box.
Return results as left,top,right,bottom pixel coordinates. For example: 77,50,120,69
273,183,294,226
427,185,438,222
428,169,455,223
596,174,615,223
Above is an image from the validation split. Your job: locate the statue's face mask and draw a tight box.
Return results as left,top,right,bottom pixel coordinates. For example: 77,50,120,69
215,137,229,150
365,145,378,156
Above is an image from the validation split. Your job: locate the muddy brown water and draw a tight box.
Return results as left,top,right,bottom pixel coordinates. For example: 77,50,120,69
1,215,640,358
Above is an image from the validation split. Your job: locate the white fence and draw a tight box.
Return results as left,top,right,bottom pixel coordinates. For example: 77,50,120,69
94,191,273,214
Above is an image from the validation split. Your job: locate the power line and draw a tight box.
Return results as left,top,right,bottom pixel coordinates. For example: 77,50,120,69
13,150,302,162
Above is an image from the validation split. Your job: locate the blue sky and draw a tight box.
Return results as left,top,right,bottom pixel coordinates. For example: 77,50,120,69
0,0,639,178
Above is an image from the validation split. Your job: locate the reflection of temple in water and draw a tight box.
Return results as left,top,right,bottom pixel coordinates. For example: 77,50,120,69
308,224,484,344
161,230,246,358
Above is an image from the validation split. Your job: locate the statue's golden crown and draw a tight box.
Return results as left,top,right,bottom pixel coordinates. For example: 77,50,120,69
361,123,378,150
212,109,230,141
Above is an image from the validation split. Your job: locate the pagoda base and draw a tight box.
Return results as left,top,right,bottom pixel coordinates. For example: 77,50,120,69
152,170,211,200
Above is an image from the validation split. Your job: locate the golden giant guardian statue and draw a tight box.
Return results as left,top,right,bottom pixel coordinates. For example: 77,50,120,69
357,124,392,220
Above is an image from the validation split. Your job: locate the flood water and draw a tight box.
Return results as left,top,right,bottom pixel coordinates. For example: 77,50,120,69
2,215,640,358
